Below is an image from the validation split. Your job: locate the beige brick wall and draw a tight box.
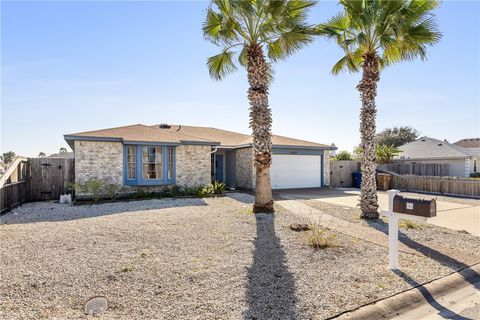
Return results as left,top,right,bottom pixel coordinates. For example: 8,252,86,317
74,140,123,185
235,147,255,190
176,145,211,187
323,150,331,187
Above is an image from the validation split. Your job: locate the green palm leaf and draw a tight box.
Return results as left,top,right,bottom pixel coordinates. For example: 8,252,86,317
207,50,237,81
203,0,316,82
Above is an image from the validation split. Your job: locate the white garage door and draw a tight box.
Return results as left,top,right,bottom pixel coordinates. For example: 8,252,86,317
271,154,322,189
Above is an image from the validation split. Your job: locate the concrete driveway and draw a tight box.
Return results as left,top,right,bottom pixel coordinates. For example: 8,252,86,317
275,188,480,236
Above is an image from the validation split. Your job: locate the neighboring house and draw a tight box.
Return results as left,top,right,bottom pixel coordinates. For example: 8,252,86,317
395,137,480,177
454,138,480,149
64,124,335,193
48,152,74,159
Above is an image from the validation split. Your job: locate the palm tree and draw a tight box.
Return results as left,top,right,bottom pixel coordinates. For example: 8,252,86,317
203,0,316,213
320,0,441,219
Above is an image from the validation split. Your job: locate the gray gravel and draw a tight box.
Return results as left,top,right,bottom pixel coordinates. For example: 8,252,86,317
0,196,475,319
298,199,480,259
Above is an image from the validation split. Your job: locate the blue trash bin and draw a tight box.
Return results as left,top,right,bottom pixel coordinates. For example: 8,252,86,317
352,172,362,188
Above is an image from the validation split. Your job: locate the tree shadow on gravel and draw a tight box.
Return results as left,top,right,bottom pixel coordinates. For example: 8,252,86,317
393,270,475,320
366,219,480,291
244,213,298,320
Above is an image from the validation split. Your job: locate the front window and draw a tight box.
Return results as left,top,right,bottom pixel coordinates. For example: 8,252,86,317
142,146,163,180
167,147,174,180
127,146,136,180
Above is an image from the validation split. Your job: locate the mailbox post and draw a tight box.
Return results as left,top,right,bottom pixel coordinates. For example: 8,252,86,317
381,190,436,270
386,190,400,270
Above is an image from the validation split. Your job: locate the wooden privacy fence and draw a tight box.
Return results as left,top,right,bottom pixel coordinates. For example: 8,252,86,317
330,160,360,188
0,157,74,213
379,163,449,176
383,171,480,198
28,158,74,201
0,157,29,213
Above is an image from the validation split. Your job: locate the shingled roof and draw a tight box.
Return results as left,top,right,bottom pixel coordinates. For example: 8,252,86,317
65,124,218,146
454,138,480,149
151,125,330,148
397,137,477,160
65,124,330,149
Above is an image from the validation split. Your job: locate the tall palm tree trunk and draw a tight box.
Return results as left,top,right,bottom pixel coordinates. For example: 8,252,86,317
246,44,274,213
357,53,380,219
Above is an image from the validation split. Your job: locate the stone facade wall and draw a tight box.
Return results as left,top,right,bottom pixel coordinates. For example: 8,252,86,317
235,147,255,190
323,150,331,187
176,145,211,187
74,140,123,186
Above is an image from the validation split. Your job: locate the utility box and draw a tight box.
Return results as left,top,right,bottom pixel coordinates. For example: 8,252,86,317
393,195,436,218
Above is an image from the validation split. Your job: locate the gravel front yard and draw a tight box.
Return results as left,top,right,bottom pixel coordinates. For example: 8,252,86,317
1,196,478,319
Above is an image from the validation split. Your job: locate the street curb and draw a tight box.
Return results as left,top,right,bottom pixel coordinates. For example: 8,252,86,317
328,263,480,320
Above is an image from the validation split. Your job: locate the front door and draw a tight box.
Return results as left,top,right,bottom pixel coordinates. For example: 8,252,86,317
215,154,224,182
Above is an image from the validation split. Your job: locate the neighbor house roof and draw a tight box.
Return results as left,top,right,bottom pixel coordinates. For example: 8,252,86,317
396,137,477,160
47,152,74,159
454,138,480,149
65,124,331,149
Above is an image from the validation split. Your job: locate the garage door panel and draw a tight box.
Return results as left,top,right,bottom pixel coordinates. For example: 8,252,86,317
271,154,321,189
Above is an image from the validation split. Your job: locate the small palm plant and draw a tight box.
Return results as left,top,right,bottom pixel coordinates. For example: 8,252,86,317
319,0,441,219
203,0,316,213
376,145,402,164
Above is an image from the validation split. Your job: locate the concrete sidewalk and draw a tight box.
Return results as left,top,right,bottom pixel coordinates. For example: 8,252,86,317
277,188,480,236
333,264,480,320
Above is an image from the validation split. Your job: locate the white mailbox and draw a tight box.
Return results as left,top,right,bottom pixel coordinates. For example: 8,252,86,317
381,190,436,270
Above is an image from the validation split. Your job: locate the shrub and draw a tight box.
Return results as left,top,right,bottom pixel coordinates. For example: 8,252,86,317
399,219,421,230
470,172,480,178
304,218,335,249
103,179,121,200
163,185,178,197
132,188,148,199
212,181,225,194
78,178,105,202
332,150,353,161
65,182,76,195
196,184,215,197
181,186,198,196
120,266,134,273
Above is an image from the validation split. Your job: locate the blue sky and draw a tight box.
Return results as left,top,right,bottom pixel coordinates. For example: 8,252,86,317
1,1,479,157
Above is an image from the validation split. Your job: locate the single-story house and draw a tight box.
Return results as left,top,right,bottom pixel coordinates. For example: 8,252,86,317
64,124,335,193
395,137,480,177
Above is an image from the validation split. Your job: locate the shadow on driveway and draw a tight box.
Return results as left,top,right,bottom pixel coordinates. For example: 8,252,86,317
244,213,298,320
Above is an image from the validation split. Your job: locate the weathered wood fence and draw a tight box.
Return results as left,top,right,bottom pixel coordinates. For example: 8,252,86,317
0,157,74,213
0,158,29,213
330,160,360,187
28,158,74,201
380,170,480,198
379,163,449,176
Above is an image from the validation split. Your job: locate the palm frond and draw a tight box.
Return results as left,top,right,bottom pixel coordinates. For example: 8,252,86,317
321,0,442,73
204,0,317,82
267,28,313,61
207,50,238,80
